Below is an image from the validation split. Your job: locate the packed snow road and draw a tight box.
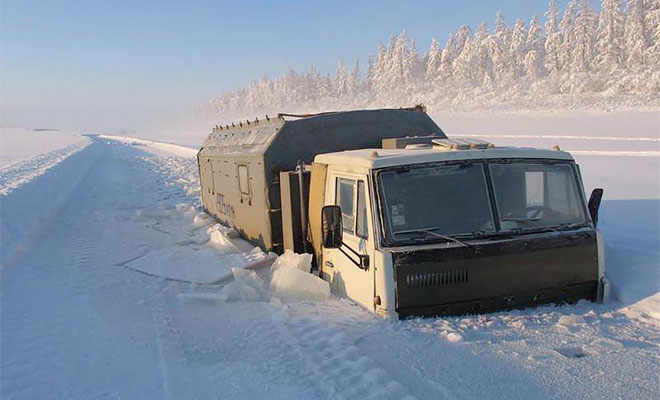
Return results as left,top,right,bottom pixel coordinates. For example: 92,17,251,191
1,138,659,399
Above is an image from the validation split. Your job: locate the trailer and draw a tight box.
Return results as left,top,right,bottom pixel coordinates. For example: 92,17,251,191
197,105,443,254
198,106,609,318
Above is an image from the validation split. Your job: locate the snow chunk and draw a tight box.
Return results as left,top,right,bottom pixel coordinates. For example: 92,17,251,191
206,226,239,254
270,250,330,302
270,249,313,272
557,315,586,326
218,267,268,302
445,332,463,343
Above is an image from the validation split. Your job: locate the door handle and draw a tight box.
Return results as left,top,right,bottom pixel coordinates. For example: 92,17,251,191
325,261,334,268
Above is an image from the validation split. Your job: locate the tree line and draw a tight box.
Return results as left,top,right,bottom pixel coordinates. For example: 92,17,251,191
202,0,659,120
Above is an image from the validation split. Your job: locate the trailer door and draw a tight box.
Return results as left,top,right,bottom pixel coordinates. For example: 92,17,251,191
323,173,376,311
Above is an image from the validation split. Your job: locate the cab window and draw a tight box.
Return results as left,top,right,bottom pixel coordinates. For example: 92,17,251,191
356,181,368,239
336,178,355,234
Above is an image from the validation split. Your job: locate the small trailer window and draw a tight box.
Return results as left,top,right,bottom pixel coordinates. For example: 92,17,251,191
238,165,250,195
336,178,355,235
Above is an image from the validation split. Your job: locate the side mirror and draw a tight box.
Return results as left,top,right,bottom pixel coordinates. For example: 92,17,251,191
322,205,343,248
588,188,604,227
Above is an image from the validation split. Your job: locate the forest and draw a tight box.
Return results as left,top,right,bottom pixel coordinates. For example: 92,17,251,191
201,0,659,119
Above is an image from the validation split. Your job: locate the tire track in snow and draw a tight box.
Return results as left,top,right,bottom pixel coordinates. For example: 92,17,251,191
1,142,181,399
253,310,424,400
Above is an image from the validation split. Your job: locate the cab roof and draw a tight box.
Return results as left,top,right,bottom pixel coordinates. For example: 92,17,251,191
314,146,575,169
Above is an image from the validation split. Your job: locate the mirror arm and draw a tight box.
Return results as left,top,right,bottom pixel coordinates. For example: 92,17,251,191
337,241,369,270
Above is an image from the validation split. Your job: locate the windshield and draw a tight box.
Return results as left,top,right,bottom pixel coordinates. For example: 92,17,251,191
378,163,495,244
489,162,587,231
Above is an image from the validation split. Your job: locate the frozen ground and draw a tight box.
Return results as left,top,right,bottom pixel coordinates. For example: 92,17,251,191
0,127,91,196
0,127,89,169
1,112,659,399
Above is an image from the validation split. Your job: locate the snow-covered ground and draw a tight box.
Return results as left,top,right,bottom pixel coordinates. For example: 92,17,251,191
1,112,659,399
0,127,92,196
0,127,89,169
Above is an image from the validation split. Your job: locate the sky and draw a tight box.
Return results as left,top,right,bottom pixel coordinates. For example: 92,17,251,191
1,0,570,132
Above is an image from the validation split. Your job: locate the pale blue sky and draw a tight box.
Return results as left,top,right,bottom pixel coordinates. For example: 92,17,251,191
1,0,568,131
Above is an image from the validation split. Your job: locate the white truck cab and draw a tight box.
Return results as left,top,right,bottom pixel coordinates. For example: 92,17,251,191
312,140,608,318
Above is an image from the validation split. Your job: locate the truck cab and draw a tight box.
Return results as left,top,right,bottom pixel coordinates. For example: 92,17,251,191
310,138,608,318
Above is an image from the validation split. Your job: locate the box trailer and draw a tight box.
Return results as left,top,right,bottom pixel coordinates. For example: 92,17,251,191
197,105,443,254
198,106,609,318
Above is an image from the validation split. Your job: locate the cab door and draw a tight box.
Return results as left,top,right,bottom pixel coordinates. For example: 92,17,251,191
322,172,375,310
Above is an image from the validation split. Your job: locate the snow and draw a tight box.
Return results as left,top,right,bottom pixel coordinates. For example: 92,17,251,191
0,127,89,169
1,113,659,399
0,127,91,196
98,134,199,158
270,250,331,302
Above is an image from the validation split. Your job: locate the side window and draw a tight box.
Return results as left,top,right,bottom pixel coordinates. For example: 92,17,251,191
336,178,355,235
238,165,250,195
356,181,368,239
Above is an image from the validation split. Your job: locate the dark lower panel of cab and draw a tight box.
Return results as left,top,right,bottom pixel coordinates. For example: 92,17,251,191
393,231,599,318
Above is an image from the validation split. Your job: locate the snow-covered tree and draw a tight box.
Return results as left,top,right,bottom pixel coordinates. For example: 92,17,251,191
644,0,660,65
595,0,625,72
349,60,361,96
494,11,512,48
334,59,350,98
544,0,563,75
624,0,649,70
570,0,598,73
510,19,528,78
438,32,456,81
426,37,442,81
526,15,546,78
560,0,579,69
471,23,491,84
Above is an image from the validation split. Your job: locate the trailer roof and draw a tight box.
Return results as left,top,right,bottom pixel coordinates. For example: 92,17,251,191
198,106,444,159
314,146,575,169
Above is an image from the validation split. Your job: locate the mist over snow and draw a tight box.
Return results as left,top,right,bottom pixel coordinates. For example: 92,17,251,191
200,0,660,123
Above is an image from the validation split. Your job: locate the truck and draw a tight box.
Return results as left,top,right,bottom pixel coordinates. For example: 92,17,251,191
197,105,609,318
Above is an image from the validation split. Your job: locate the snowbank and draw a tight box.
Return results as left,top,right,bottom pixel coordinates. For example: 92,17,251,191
209,250,330,303
0,127,89,169
98,134,198,158
125,203,274,284
270,250,330,302
0,135,91,196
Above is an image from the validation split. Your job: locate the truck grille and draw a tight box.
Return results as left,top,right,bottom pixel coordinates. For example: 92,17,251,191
405,268,468,289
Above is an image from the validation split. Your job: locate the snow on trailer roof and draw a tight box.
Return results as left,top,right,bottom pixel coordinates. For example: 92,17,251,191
199,117,286,156
314,146,575,169
197,106,444,159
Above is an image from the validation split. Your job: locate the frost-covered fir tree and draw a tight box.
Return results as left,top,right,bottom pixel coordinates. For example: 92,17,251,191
570,0,598,73
403,38,423,87
438,32,456,82
510,19,528,78
426,38,442,82
526,15,546,78
644,0,660,65
349,60,361,97
595,0,625,72
495,10,512,48
545,0,563,75
560,0,579,70
334,59,350,99
471,23,492,85
624,0,649,70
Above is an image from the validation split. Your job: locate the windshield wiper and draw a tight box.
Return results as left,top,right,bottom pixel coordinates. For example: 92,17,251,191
393,228,474,249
